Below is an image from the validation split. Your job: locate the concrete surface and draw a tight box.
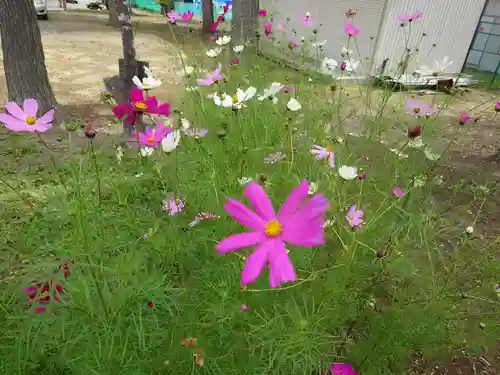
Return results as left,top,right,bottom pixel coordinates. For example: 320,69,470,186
47,0,96,10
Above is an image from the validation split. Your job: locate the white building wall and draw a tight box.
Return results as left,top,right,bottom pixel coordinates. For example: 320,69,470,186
259,0,388,74
374,0,487,75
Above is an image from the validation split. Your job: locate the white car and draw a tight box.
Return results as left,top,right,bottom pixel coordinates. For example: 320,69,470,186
34,0,48,20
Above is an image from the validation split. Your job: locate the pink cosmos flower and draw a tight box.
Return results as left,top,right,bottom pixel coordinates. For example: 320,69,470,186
302,12,312,27
112,88,171,125
232,58,240,66
392,186,405,197
459,111,473,125
241,304,248,311
278,23,285,33
181,10,194,23
405,97,437,117
216,180,328,288
264,21,273,36
167,10,181,23
344,24,360,37
495,101,500,112
330,362,357,375
258,9,267,17
346,204,364,228
128,121,172,147
163,198,185,216
198,63,224,86
0,99,54,133
397,11,423,24
311,145,335,168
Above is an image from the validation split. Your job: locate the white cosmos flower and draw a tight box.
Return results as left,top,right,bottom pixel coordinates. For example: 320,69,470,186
465,226,474,234
258,82,284,104
233,45,244,53
238,176,253,185
177,66,194,77
216,35,231,45
206,48,222,57
312,40,327,48
218,87,257,109
342,59,360,72
180,118,191,130
408,137,424,149
140,147,155,157
424,148,440,161
161,130,181,153
320,57,338,75
415,56,454,76
132,75,162,90
389,148,408,159
338,165,358,180
116,146,124,162
287,98,302,111
341,46,353,56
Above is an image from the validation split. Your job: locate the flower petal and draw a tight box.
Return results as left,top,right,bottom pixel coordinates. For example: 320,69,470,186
0,114,28,132
241,239,272,285
224,198,266,231
278,180,309,221
37,108,55,124
281,215,325,247
23,99,38,117
268,240,296,288
216,232,262,255
5,101,26,120
244,183,275,220
129,88,144,102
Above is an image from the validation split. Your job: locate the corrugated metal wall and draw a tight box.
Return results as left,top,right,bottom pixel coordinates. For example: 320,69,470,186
259,0,388,75
374,0,486,75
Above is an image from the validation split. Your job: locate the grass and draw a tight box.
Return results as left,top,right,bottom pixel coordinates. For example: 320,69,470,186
0,12,500,375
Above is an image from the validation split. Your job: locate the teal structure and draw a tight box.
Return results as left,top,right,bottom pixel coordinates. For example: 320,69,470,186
133,0,233,21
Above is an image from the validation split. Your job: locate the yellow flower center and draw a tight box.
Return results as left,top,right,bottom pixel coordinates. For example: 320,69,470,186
147,136,155,143
232,95,239,104
135,101,147,110
265,219,282,237
348,215,354,221
25,116,36,125
327,146,334,153
413,107,420,114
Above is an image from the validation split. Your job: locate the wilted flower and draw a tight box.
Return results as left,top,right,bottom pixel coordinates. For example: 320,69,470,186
408,125,422,138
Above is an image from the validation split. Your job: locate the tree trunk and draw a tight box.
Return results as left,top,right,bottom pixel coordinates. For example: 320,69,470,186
202,0,214,35
0,0,57,118
107,0,120,27
232,0,259,43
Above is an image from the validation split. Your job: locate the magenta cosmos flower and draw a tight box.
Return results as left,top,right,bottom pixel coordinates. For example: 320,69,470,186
258,9,267,17
311,145,335,168
198,63,224,86
330,363,357,375
128,121,172,147
346,204,364,228
344,24,360,37
405,97,437,117
113,88,171,125
0,99,54,133
181,10,194,23
392,186,405,197
264,21,273,36
216,180,328,288
167,10,180,23
459,111,473,125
